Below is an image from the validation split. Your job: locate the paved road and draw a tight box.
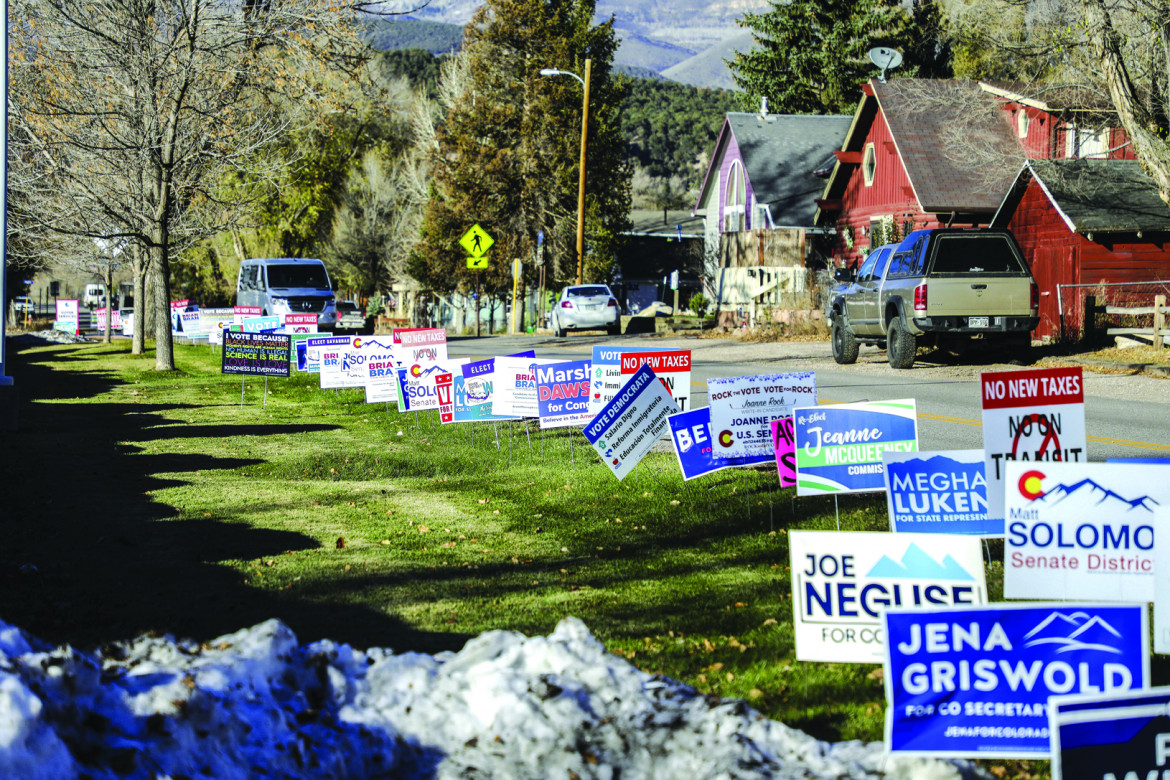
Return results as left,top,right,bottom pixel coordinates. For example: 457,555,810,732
448,332,1170,462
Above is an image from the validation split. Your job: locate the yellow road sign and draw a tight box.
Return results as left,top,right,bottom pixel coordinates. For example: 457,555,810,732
460,224,494,258
466,256,489,270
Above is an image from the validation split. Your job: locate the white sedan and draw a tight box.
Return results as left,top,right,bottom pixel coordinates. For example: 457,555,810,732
550,285,621,337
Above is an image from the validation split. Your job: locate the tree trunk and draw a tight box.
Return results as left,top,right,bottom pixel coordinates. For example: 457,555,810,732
1086,0,1170,205
151,240,175,371
132,243,146,355
102,262,113,344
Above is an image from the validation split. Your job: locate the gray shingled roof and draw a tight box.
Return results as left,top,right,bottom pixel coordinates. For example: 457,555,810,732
725,113,851,226
871,79,1024,213
1023,159,1170,232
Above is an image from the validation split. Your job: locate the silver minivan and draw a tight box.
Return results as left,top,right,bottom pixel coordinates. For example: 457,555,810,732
235,257,337,328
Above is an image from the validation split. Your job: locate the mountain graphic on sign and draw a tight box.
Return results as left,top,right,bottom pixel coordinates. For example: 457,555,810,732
1022,611,1124,654
1036,478,1157,511
865,544,974,581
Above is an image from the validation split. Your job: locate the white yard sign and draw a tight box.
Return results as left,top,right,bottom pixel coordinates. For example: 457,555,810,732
708,372,816,459
321,336,395,390
492,356,561,418
790,530,987,663
1005,461,1168,606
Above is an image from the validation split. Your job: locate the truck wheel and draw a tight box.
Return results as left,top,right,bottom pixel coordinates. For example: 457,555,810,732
831,318,859,364
887,318,917,369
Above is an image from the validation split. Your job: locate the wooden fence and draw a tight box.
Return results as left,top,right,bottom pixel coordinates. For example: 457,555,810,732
1084,294,1169,348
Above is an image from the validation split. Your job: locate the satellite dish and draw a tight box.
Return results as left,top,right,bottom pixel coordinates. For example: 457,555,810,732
868,47,903,82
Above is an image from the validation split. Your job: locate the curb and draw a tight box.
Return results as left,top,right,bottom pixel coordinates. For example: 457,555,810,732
1057,356,1170,378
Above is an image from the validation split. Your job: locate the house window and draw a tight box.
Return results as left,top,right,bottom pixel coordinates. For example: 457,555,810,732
1017,110,1029,139
862,143,877,186
724,160,746,232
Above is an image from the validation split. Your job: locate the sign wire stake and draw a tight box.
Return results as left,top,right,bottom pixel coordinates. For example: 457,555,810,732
570,430,575,466
525,421,532,449
983,538,993,565
414,411,419,429
494,422,500,451
834,495,840,531
240,376,246,410
263,377,268,409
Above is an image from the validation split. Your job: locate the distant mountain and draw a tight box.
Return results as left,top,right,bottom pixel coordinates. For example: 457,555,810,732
662,30,755,91
361,18,464,54
369,0,769,87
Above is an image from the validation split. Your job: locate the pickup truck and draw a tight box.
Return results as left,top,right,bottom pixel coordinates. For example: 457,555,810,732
334,300,367,332
826,228,1039,369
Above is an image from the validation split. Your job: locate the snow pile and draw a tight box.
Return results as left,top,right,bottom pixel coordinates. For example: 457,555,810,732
7,330,91,347
0,616,984,779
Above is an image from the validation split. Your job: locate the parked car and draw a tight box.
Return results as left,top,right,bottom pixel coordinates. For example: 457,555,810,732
550,284,621,337
826,229,1039,368
13,296,34,316
335,300,366,332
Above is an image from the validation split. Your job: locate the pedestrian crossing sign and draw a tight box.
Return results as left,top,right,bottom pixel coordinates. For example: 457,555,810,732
460,224,494,258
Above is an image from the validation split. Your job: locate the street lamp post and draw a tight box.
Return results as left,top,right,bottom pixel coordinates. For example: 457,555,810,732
539,58,591,286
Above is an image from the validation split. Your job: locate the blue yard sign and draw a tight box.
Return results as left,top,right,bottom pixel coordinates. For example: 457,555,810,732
883,602,1148,759
883,450,994,535
668,407,772,480
794,400,918,495
1051,686,1170,780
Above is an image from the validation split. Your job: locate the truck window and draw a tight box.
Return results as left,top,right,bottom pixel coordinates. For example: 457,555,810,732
855,252,879,282
928,234,1028,276
888,250,921,277
872,247,892,279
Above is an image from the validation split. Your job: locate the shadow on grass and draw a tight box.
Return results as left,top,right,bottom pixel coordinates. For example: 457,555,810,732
0,344,471,655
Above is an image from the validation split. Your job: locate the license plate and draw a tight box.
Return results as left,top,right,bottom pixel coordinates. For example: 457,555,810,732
584,304,601,311
969,316,989,328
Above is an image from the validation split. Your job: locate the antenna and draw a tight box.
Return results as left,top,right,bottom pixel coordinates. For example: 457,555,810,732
868,47,903,83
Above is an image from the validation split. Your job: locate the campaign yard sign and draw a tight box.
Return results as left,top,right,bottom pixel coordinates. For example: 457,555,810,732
589,347,634,417
771,417,797,488
1004,462,1167,604
234,306,261,323
618,350,692,413
492,357,561,418
536,360,592,429
200,308,235,346
321,336,394,391
668,407,772,481
793,400,919,496
221,331,291,377
883,602,1148,758
883,450,993,536
435,373,455,423
982,366,1086,531
234,315,281,333
584,364,677,481
1050,686,1170,780
54,299,79,333
283,313,318,334
395,358,468,411
457,352,533,423
295,335,349,373
708,373,816,460
789,531,986,663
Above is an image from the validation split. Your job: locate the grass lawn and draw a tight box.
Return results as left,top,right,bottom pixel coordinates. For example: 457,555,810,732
2,337,1160,775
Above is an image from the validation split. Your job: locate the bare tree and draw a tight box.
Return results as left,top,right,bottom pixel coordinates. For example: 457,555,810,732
9,0,369,369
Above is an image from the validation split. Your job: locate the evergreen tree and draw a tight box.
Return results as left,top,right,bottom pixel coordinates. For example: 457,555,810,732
729,0,919,114
409,0,630,294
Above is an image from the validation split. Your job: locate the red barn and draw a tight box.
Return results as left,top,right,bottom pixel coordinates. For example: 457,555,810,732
993,159,1170,340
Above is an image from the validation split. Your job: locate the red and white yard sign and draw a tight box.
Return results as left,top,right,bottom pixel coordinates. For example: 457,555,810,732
981,366,1086,532
618,350,691,412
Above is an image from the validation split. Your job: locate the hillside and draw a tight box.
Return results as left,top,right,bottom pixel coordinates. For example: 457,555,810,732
662,30,756,91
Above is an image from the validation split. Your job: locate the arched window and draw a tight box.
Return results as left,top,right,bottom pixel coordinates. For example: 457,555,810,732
724,160,746,232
